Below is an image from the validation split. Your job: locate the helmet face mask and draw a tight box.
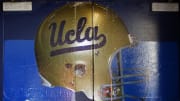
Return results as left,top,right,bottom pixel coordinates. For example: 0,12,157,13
35,2,131,101
99,48,127,101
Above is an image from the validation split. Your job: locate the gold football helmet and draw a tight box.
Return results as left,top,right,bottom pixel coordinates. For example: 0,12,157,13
35,2,131,101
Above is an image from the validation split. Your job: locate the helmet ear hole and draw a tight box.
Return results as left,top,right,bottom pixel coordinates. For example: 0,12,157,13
74,64,86,77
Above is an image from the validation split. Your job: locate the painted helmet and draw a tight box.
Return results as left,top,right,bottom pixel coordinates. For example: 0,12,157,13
35,2,131,101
